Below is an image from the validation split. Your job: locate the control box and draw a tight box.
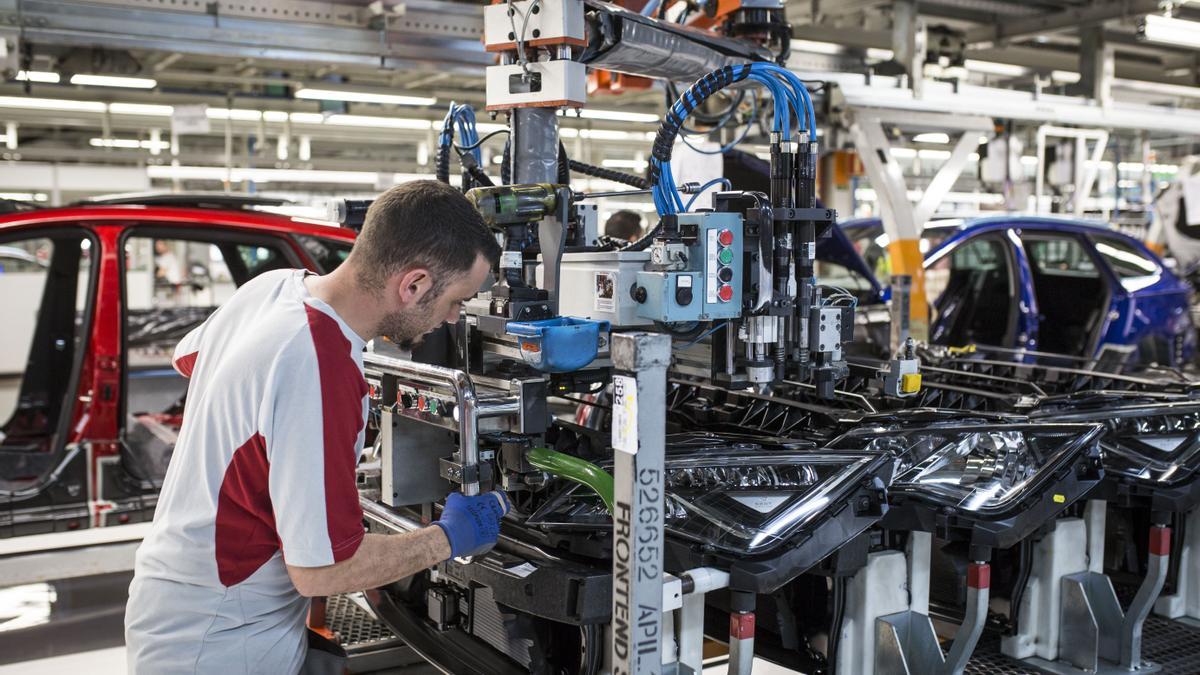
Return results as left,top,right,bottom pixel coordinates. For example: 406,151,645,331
636,212,743,323
537,250,653,327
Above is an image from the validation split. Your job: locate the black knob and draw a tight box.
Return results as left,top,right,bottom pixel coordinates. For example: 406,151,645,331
631,284,647,303
675,285,693,306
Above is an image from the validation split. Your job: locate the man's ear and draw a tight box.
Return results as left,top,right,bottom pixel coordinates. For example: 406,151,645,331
395,267,433,307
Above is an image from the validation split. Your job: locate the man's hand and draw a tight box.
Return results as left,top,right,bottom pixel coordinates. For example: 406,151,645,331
285,491,509,597
433,491,511,558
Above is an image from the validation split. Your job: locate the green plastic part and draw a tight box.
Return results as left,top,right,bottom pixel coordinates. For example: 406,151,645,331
525,446,615,514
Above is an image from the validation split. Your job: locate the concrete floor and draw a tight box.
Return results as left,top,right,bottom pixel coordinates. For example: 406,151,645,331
0,646,125,674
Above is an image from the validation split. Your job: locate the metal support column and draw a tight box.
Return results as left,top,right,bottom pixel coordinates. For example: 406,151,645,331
1006,504,1166,675
1121,525,1171,669
1034,125,1108,218
610,332,672,675
891,0,926,98
1077,26,1114,108
849,111,991,343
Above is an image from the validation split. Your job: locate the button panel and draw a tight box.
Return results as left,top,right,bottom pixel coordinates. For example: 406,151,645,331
707,227,737,304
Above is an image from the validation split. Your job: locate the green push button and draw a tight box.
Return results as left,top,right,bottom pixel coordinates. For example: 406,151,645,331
717,247,734,265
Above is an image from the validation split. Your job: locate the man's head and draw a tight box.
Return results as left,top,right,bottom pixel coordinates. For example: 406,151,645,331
604,210,643,243
343,180,500,348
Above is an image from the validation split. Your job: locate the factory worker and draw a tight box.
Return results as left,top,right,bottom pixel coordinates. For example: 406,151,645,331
126,180,508,675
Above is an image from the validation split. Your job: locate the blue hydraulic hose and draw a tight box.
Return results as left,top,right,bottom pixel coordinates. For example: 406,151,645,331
684,177,733,212
648,62,817,216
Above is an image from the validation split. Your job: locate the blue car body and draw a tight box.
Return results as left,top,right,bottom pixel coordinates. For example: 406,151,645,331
842,216,1196,366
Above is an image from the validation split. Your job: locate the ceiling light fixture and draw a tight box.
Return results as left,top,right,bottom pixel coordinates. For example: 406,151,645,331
0,96,106,112
294,88,436,107
565,108,660,123
1139,14,1200,49
89,137,171,150
601,158,648,169
16,71,60,84
964,59,1027,78
913,132,950,144
69,74,157,89
109,102,174,116
324,114,432,130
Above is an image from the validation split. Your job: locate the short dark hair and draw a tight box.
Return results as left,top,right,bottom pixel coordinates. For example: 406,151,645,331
347,180,501,294
605,210,643,242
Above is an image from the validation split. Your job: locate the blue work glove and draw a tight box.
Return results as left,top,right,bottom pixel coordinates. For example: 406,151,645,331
434,491,510,559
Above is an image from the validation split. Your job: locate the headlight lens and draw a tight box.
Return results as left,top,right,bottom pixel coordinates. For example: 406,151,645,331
829,423,1102,514
1035,401,1200,485
526,433,886,555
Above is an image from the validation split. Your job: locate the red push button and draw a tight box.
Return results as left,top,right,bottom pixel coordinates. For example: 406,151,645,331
717,228,734,247
717,284,734,302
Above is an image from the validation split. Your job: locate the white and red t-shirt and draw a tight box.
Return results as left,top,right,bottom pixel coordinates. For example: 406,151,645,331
126,268,368,674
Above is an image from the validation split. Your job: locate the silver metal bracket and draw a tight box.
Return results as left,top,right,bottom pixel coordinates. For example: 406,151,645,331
1007,503,1170,675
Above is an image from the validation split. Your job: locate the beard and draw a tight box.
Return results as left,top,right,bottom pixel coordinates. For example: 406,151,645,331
375,292,440,350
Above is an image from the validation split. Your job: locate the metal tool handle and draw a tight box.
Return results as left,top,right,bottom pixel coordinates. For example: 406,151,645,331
364,352,482,496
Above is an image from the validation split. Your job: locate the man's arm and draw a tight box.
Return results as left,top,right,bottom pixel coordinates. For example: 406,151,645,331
286,491,509,597
286,527,449,597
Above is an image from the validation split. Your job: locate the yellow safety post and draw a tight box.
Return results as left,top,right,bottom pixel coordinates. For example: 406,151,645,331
887,238,929,342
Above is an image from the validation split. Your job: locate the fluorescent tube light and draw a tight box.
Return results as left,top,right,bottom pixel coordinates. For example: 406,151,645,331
16,71,60,84
70,74,157,89
791,39,842,55
964,60,1027,77
567,109,660,123
109,102,173,116
1139,15,1200,49
601,158,648,169
147,165,385,185
325,114,432,130
294,88,436,107
0,96,106,112
90,137,171,150
207,108,264,121
913,132,950,144
288,112,328,124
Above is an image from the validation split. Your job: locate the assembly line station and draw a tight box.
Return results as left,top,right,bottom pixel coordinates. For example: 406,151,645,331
3,1,1200,674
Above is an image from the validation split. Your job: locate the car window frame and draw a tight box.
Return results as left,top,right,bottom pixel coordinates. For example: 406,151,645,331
1019,231,1106,280
0,225,100,479
927,231,1022,347
291,232,355,274
1017,229,1114,356
1085,232,1162,291
116,225,306,433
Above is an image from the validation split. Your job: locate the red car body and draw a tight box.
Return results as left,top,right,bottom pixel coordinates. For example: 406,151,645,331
0,205,356,537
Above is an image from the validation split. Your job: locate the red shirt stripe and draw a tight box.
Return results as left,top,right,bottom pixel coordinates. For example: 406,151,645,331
304,305,368,563
214,433,277,586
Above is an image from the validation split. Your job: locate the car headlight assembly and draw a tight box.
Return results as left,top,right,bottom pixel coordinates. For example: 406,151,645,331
526,433,890,558
828,423,1104,546
1033,400,1200,510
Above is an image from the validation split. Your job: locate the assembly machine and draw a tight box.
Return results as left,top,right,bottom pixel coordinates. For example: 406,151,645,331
342,2,1199,674
350,2,916,673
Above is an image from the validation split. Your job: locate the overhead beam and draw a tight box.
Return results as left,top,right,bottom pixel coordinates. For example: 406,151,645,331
965,0,1161,47
790,24,1197,89
0,0,490,74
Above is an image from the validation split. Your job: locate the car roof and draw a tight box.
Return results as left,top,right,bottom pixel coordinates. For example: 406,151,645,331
842,214,1123,239
0,204,355,241
928,215,1150,260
